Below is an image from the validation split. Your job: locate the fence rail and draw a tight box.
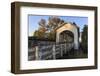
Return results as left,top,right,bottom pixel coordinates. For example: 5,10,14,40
28,42,74,60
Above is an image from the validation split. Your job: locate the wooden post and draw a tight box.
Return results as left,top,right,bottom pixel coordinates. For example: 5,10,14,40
65,43,67,54
35,46,39,60
60,44,63,57
67,44,70,56
53,44,56,59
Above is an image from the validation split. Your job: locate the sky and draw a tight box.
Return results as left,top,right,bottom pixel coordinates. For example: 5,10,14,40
28,15,88,36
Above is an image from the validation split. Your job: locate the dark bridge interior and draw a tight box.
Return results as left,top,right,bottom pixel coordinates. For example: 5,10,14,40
59,30,74,43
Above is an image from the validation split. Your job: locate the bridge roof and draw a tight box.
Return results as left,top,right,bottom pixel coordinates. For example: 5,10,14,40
54,22,79,31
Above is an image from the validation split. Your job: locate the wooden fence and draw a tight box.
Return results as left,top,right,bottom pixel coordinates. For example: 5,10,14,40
28,42,74,60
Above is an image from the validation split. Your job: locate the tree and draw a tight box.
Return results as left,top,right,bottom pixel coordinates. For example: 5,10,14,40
47,16,64,31
48,30,56,40
81,25,88,53
34,30,45,39
34,30,38,37
33,16,65,40
33,19,47,39
38,19,46,27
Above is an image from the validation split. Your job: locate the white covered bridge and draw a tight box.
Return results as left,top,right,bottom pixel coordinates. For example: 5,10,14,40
28,23,80,60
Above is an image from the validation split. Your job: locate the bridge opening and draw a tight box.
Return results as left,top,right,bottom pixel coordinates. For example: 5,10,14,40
59,30,74,43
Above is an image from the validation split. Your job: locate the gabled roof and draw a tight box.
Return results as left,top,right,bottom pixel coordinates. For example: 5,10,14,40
55,22,79,31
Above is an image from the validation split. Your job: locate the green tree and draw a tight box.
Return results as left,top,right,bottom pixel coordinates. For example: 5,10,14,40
48,30,56,40
34,30,38,37
81,25,88,53
34,30,45,39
